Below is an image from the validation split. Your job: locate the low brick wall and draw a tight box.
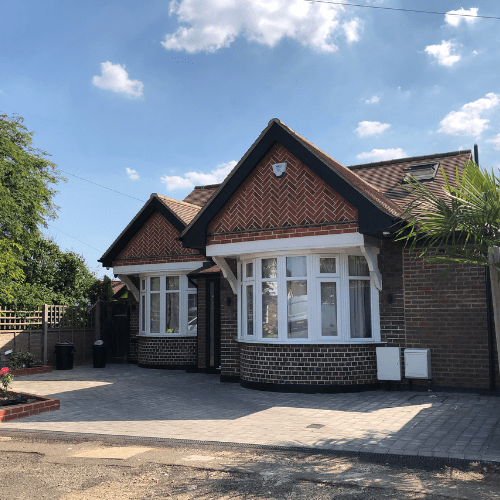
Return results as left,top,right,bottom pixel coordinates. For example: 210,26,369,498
0,391,60,422
137,336,197,368
240,343,381,389
10,366,52,377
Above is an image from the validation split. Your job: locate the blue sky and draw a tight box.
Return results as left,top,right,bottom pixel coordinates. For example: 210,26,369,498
2,0,500,278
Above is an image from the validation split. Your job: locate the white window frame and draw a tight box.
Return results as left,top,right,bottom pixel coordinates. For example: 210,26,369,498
138,273,197,337
238,249,380,344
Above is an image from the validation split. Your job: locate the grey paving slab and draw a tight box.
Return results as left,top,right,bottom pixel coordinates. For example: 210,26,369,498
3,364,500,462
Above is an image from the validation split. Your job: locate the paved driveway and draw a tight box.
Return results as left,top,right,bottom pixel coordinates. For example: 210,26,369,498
3,364,500,462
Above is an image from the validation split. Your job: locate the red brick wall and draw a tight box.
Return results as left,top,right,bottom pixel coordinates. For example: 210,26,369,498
403,249,492,389
207,143,359,245
196,279,207,369
240,344,379,385
220,272,239,377
113,211,202,267
379,241,405,346
137,336,197,367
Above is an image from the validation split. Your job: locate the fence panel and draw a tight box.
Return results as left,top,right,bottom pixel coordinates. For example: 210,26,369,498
0,305,96,366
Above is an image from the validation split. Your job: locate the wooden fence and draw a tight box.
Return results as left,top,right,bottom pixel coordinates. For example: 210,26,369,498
0,305,97,366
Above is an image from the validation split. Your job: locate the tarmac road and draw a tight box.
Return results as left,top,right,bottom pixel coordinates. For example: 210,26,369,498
2,432,500,500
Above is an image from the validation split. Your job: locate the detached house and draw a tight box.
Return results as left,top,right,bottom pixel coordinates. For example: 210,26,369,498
99,119,495,393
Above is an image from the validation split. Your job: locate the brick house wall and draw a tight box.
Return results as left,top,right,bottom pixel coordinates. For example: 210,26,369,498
220,273,239,379
196,279,207,370
379,240,405,347
207,142,359,246
403,248,493,389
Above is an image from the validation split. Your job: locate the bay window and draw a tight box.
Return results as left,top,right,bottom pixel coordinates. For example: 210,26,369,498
239,252,380,343
139,275,197,336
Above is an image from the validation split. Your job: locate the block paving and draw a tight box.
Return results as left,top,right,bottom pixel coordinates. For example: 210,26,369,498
2,364,500,463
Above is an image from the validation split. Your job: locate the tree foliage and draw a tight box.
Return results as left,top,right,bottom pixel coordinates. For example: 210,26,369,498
0,114,100,310
397,160,500,269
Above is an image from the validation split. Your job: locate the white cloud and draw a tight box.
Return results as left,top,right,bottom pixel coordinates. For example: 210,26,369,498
365,95,380,105
355,121,390,137
486,133,500,150
92,62,144,97
438,93,500,136
343,18,360,43
445,7,478,27
162,0,358,53
161,160,237,190
425,40,460,67
125,168,139,180
357,148,407,161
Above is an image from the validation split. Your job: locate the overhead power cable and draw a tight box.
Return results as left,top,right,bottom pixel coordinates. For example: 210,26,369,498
58,169,147,203
304,0,500,21
46,224,103,252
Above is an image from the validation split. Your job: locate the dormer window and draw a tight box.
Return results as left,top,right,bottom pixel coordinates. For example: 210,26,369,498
403,162,439,183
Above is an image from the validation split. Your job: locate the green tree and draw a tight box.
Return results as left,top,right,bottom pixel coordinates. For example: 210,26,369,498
0,114,99,309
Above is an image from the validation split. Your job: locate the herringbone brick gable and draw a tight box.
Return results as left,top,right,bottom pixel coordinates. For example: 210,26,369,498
115,211,199,261
208,143,358,236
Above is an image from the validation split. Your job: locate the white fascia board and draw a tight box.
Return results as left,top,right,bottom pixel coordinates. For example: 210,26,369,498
206,232,365,258
113,261,208,275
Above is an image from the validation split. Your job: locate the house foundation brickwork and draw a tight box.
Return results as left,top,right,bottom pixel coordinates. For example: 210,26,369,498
239,343,380,389
137,336,197,368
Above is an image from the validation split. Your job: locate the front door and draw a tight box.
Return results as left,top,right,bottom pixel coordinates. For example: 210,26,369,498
206,279,221,372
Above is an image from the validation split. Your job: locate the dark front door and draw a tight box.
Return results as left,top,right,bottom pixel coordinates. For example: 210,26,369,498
100,301,130,363
206,279,221,372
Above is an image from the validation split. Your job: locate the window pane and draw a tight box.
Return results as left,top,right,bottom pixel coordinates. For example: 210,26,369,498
287,280,308,339
141,279,146,291
141,295,145,331
166,277,179,290
320,258,336,274
246,262,253,279
349,280,372,338
262,258,277,279
150,293,160,333
150,277,160,291
187,293,197,333
321,282,337,336
187,279,196,289
286,256,307,277
348,256,370,277
246,284,254,335
262,282,278,338
166,293,179,333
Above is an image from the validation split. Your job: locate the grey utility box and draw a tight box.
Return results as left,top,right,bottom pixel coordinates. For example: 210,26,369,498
376,347,402,381
404,349,432,379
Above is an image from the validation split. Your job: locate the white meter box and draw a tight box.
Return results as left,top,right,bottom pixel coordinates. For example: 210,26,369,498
376,347,402,381
404,349,431,379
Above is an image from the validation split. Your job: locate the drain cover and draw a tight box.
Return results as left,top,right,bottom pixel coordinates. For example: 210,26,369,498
307,424,325,429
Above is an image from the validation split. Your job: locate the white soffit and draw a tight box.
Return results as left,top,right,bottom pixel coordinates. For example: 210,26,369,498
113,261,208,275
206,233,365,258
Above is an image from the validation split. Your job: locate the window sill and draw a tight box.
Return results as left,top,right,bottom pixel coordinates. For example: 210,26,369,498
237,339,385,345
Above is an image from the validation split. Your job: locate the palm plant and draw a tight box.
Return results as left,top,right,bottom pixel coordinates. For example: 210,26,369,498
397,160,500,370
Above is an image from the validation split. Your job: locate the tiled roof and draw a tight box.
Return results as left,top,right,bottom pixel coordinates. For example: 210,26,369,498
110,280,125,294
157,195,201,224
183,185,220,207
347,150,472,211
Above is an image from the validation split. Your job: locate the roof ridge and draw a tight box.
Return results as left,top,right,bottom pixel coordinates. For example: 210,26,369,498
347,150,472,170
